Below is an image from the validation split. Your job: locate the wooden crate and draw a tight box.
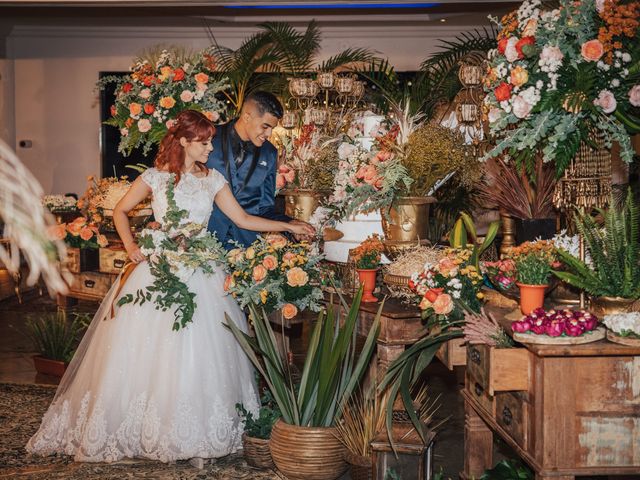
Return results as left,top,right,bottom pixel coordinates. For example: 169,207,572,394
99,247,128,274
67,271,116,299
467,344,531,395
436,338,467,370
65,247,99,273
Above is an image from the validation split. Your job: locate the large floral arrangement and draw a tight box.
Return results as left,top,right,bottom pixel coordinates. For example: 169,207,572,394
98,49,229,156
117,176,226,331
49,217,108,249
78,175,150,225
223,234,324,319
409,248,484,325
483,0,640,176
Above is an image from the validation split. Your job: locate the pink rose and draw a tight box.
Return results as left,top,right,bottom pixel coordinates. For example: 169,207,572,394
544,321,564,337
284,170,296,183
628,85,640,107
511,320,531,333
488,107,502,124
137,118,152,133
276,173,286,189
512,95,533,119
581,39,604,62
165,119,176,129
432,294,454,315
504,37,520,62
596,0,605,12
180,90,194,102
593,89,617,114
139,88,151,99
540,45,564,64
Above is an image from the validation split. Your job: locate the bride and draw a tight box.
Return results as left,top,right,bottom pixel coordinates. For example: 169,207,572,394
26,110,314,464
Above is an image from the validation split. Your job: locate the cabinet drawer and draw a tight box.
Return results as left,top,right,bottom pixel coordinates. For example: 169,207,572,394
467,373,495,416
99,248,128,274
496,392,529,450
436,338,467,370
467,344,532,395
68,271,116,298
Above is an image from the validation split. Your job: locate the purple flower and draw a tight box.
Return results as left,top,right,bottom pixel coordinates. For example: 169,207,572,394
564,324,584,337
545,321,564,337
512,320,531,333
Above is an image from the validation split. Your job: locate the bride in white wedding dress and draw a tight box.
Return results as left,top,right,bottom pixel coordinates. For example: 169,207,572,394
26,110,313,464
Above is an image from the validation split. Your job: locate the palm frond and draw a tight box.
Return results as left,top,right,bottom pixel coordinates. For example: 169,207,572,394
261,21,322,76
318,47,377,72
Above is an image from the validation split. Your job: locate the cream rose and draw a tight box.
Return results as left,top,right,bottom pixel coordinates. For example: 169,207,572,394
628,85,640,107
512,95,533,119
137,118,152,133
510,66,529,87
180,90,194,102
593,89,617,114
286,267,309,287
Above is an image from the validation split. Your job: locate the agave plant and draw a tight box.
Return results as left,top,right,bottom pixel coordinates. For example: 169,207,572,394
25,310,90,363
225,287,380,427
449,211,500,270
554,189,640,299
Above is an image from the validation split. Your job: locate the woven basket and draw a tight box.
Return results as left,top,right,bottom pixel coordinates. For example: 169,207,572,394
242,433,275,469
345,451,372,480
270,419,347,480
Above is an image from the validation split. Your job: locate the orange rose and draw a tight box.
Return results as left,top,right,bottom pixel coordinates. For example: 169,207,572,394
121,82,133,93
494,82,512,102
265,234,288,249
424,288,444,303
48,224,67,241
158,66,172,81
262,254,278,271
142,75,155,87
110,105,117,117
194,72,209,84
252,265,268,282
66,219,85,236
282,251,297,267
173,68,185,81
96,234,109,247
79,227,94,241
125,117,134,128
282,303,298,320
581,39,604,62
510,66,529,87
143,103,155,114
286,267,309,287
223,275,235,292
128,102,142,116
419,297,433,311
158,96,176,109
432,293,454,315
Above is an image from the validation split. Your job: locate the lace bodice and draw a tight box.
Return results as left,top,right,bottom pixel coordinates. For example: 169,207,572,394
141,168,227,227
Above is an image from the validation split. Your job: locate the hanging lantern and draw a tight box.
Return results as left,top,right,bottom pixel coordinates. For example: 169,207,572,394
310,108,328,126
454,88,482,124
289,78,309,98
335,76,354,94
458,63,483,87
317,71,335,89
371,423,435,480
305,79,320,98
281,111,298,129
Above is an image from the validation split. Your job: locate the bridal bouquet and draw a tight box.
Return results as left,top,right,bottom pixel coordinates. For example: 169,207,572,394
223,234,324,319
98,48,229,156
117,176,226,331
409,248,484,326
483,0,640,176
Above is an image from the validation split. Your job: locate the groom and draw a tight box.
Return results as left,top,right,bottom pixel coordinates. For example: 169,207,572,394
207,91,306,247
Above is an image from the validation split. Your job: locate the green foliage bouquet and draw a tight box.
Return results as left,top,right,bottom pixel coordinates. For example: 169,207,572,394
507,240,558,285
117,175,226,331
223,233,324,320
483,0,640,177
98,48,229,156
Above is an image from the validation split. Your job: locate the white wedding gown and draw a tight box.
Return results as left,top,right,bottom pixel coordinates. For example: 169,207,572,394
26,168,258,463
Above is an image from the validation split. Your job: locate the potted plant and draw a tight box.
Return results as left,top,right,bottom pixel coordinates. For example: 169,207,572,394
507,240,558,315
554,190,640,317
48,217,108,272
25,310,89,377
236,388,281,469
351,234,385,303
225,288,381,480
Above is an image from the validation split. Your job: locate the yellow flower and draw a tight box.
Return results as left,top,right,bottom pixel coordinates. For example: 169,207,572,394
476,292,485,300
158,66,173,81
260,289,268,304
245,247,256,260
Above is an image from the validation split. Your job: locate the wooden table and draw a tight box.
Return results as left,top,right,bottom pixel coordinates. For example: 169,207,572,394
463,305,640,480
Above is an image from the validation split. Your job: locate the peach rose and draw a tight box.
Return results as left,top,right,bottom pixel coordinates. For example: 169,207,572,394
48,224,67,240
180,90,194,102
276,173,286,189
128,102,142,116
282,251,297,266
438,257,458,277
628,85,640,107
510,66,529,87
252,265,268,282
137,118,152,133
204,111,220,122
158,96,176,109
282,303,298,320
223,275,235,292
66,218,85,236
125,118,134,128
97,234,108,247
593,89,617,114
158,66,172,81
262,254,278,271
432,293,454,315
265,234,288,249
79,227,94,241
581,39,604,62
194,72,209,84
286,267,309,287
419,297,433,311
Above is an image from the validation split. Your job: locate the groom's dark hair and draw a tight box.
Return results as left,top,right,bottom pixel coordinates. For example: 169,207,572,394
245,91,283,119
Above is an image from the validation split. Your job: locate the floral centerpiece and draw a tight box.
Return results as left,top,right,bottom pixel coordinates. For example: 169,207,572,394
511,307,599,337
483,0,640,176
351,234,385,302
49,217,108,249
42,195,77,213
223,234,324,319
409,248,484,325
603,312,640,339
117,176,226,331
483,258,518,296
98,48,229,156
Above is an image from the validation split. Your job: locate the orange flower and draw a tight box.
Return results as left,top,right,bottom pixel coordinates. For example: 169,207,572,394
48,224,67,241
158,96,176,109
432,293,454,315
282,303,298,319
262,254,278,271
282,251,297,267
143,103,155,115
158,66,172,81
223,275,235,292
286,267,309,287
173,68,185,81
510,66,529,87
252,265,268,282
194,72,209,84
265,234,288,249
79,227,94,241
581,39,604,62
128,102,142,116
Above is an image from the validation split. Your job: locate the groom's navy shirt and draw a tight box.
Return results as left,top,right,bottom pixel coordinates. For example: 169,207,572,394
206,120,287,248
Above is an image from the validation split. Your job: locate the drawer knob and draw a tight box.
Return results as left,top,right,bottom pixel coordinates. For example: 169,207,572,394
113,259,125,268
502,406,513,426
474,383,484,396
470,347,481,365
84,280,95,288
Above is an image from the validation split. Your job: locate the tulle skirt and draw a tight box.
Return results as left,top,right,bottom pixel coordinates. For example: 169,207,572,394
26,262,258,463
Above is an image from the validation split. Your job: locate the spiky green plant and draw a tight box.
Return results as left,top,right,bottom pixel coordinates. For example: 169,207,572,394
554,189,640,299
449,211,500,270
25,311,90,363
225,287,380,427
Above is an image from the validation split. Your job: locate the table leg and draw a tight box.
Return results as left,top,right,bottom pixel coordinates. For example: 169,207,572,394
376,343,404,383
463,398,493,479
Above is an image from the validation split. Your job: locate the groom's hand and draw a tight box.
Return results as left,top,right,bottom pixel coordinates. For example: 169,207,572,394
289,219,315,241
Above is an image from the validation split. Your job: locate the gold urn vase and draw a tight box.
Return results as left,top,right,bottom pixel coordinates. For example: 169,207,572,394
282,189,324,222
589,296,640,318
381,196,436,259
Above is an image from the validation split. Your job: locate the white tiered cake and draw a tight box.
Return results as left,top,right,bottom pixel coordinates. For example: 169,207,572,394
323,112,389,264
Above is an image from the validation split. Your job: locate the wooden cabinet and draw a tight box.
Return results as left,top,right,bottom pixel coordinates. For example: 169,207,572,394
463,305,640,480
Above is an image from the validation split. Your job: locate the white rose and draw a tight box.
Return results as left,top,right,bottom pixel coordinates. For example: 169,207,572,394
180,90,194,102
337,142,356,160
512,95,533,119
628,85,640,107
540,45,563,64
593,89,617,114
488,107,502,123
504,37,520,63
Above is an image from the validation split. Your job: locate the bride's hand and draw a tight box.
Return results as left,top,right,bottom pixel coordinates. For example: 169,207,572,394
287,220,316,239
125,243,145,264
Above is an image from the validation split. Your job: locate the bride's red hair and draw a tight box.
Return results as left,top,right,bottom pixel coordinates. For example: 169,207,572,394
154,110,215,183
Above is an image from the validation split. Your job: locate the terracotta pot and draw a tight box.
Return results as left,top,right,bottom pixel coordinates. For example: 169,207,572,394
242,432,275,469
269,419,347,480
356,269,378,303
32,355,67,377
282,189,325,222
589,296,640,318
381,196,436,259
516,283,548,315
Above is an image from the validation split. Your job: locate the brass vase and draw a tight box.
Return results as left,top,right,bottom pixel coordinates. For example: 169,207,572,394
381,196,436,259
282,189,324,222
589,296,640,318
499,212,516,257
